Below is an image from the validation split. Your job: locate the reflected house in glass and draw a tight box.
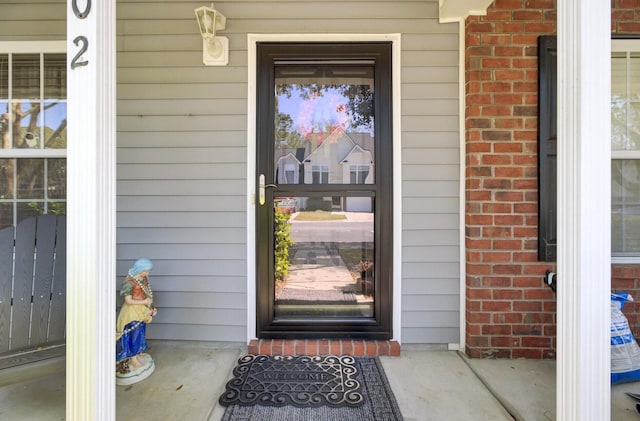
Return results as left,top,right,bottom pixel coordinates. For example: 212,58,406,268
276,127,374,212
275,148,304,185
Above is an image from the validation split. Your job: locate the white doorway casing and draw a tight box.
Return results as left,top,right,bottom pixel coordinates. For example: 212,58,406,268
246,33,402,343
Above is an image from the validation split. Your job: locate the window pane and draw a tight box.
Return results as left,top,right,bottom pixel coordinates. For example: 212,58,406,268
611,113,629,151
631,53,640,100
0,54,7,99
612,52,640,152
629,102,640,151
274,195,374,319
612,54,629,151
350,165,370,184
0,50,66,230
0,158,14,199
48,201,66,216
16,201,41,224
44,53,66,100
612,160,640,254
0,203,12,230
612,54,627,99
12,100,42,149
12,54,40,99
44,101,66,148
17,158,44,199
47,158,66,198
0,100,7,149
274,63,375,185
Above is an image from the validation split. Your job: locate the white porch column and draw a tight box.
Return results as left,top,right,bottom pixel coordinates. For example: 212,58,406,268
66,0,116,419
557,0,611,420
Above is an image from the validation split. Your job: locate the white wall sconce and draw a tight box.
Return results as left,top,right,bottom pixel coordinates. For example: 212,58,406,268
194,3,228,66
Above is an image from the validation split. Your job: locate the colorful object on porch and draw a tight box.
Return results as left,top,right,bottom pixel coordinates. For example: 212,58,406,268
611,293,640,384
116,258,157,386
220,355,403,420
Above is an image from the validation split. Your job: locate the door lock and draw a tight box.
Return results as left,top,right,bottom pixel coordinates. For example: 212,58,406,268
258,174,278,205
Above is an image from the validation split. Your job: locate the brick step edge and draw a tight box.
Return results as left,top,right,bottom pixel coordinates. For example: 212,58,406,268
247,339,400,357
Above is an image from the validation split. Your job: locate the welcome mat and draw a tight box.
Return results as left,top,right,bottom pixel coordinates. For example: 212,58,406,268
219,354,363,407
220,355,403,421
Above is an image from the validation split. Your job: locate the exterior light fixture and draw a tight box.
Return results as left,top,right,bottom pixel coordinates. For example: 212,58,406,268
194,3,228,66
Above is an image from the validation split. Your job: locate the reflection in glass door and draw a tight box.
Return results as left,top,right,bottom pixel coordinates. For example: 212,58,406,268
256,43,393,339
274,62,376,319
274,195,375,319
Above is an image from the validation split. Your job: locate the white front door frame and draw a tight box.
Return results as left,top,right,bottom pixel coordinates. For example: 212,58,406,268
246,33,403,343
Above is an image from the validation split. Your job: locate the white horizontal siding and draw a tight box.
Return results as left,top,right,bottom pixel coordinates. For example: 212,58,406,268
402,327,459,343
118,131,246,147
403,165,459,181
117,99,248,115
152,308,247,325
117,244,247,261
403,148,459,164
403,230,459,246
116,2,440,20
0,1,65,41
402,311,459,328
117,115,249,131
116,148,246,163
116,227,246,244
403,262,459,279
116,195,246,211
116,83,248,100
117,164,246,180
402,131,459,147
1,3,64,20
117,180,246,196
146,324,246,342
117,212,246,228
402,278,459,295
402,99,459,116
403,246,459,263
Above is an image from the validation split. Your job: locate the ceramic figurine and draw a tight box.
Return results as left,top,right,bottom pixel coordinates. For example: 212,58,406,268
115,258,157,385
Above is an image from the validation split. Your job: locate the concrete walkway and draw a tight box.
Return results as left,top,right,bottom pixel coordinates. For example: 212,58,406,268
2,341,640,420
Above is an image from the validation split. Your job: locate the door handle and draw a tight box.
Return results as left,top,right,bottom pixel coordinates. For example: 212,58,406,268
258,174,278,205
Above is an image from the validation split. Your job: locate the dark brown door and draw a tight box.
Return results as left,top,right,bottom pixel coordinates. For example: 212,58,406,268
256,42,393,339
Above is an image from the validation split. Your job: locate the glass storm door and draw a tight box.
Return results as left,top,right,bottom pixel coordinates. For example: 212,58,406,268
256,43,393,339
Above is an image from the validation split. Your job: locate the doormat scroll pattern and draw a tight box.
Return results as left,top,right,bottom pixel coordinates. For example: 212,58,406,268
219,354,363,407
221,356,404,421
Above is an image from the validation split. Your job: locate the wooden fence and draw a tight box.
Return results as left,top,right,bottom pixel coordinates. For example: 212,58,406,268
0,214,66,354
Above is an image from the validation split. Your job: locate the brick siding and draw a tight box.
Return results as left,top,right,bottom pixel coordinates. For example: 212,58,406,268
464,0,639,359
247,339,401,357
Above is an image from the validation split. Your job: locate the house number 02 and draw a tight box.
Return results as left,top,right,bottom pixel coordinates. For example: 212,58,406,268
70,0,91,70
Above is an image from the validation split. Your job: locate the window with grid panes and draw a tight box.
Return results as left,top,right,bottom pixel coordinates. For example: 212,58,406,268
612,40,640,260
0,43,66,230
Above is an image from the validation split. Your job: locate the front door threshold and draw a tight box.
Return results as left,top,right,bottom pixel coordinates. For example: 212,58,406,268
248,339,400,356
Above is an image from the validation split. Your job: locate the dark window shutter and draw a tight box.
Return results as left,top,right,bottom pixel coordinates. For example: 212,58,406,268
538,35,557,262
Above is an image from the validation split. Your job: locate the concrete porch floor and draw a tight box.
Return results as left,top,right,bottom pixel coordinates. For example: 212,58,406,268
0,341,638,420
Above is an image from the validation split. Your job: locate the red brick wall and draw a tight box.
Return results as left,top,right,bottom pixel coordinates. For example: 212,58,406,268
464,0,640,359
613,0,640,33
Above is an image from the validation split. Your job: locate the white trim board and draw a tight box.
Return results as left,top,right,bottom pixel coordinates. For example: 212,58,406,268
246,33,402,343
0,41,65,52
